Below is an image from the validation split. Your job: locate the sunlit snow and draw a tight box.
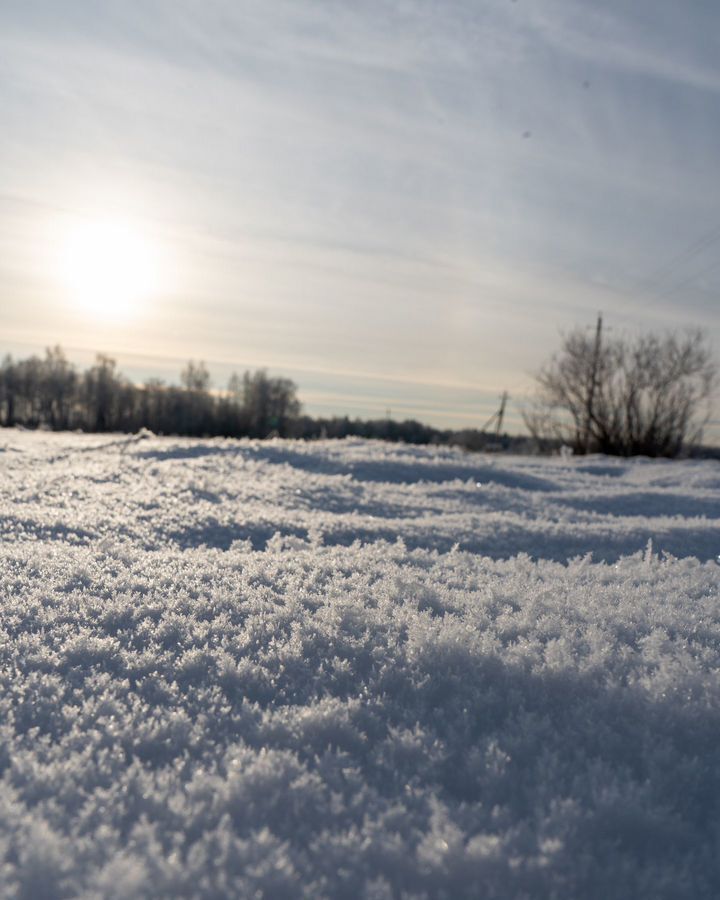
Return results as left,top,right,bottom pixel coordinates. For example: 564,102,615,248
0,430,718,898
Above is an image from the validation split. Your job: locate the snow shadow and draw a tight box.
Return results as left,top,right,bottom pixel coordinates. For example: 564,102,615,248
164,519,720,563
556,491,720,519
0,514,92,545
341,460,556,490
573,463,628,477
167,521,308,551
135,445,243,462
136,442,558,490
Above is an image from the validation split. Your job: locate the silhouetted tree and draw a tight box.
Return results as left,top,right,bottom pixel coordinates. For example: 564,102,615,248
524,328,717,456
177,360,213,435
83,354,122,432
240,370,301,437
40,346,77,429
0,355,18,426
180,360,210,392
15,355,45,426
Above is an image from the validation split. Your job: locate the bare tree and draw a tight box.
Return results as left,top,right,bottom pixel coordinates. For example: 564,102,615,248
0,355,18,426
180,360,210,393
524,327,717,456
40,346,77,429
241,369,301,438
178,360,213,434
83,354,121,432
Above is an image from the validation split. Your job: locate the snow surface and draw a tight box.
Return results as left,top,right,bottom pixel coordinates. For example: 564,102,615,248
0,430,718,898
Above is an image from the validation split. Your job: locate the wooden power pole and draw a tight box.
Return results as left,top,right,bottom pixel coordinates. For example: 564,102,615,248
482,392,509,437
495,391,508,437
583,313,603,454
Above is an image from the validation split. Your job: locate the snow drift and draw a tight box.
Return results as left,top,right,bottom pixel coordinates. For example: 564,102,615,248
0,431,718,898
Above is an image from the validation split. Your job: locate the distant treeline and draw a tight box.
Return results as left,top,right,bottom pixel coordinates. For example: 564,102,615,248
0,348,302,438
0,347,534,451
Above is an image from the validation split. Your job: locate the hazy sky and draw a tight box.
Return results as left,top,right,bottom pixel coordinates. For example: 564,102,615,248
2,0,719,431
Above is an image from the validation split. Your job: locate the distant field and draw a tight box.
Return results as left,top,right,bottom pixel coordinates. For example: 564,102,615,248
1,431,719,898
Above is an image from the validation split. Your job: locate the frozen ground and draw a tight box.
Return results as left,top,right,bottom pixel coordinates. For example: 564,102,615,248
0,430,718,898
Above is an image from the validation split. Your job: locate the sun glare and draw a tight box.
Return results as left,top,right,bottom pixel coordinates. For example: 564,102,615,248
59,219,161,319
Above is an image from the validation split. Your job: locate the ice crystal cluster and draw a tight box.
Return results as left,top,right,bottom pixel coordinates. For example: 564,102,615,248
0,431,718,898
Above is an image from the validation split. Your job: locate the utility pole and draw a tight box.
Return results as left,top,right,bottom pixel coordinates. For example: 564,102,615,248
495,391,508,437
583,313,603,454
482,392,509,436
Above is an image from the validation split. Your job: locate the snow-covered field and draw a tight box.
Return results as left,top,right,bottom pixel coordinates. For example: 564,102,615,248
1,430,718,899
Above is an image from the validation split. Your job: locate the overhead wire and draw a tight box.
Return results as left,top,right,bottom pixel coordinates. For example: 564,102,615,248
631,221,720,297
651,255,720,300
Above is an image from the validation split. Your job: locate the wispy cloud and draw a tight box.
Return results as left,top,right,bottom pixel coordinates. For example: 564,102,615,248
1,0,719,427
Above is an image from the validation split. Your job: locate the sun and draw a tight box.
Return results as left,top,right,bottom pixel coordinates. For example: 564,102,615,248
59,218,161,319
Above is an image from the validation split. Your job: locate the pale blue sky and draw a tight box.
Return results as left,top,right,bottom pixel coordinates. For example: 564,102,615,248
1,0,719,432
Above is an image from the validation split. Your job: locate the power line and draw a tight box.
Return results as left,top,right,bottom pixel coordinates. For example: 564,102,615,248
632,221,720,295
651,255,720,301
